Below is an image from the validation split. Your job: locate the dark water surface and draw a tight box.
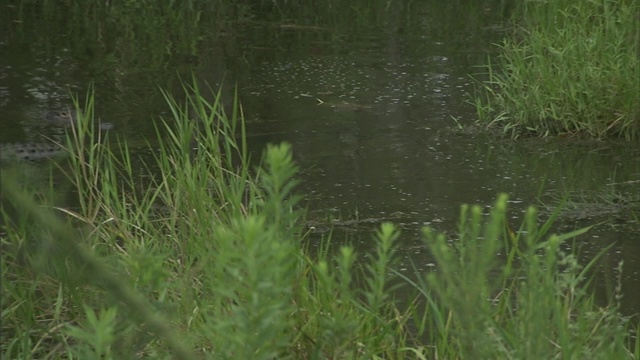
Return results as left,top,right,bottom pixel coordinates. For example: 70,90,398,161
1,2,638,315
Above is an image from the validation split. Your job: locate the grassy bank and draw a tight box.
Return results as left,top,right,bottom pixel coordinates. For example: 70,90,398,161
474,0,639,139
1,86,637,358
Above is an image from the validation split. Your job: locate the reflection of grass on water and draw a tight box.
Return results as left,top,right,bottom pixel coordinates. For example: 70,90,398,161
540,186,640,231
1,85,637,359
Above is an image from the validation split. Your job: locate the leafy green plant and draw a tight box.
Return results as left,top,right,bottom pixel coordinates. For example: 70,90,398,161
0,82,411,358
474,0,639,139
406,194,636,359
2,82,636,359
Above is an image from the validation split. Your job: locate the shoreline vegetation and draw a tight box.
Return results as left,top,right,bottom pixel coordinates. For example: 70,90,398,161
1,85,637,359
474,0,639,139
1,0,638,358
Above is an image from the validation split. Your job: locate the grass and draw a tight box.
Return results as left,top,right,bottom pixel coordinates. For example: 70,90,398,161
473,0,639,139
410,195,636,359
1,84,638,358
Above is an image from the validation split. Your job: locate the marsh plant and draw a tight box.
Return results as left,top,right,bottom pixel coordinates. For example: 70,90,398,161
474,0,639,139
1,86,637,359
408,194,636,359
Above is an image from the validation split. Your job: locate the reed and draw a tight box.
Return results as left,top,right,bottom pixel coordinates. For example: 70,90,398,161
0,84,409,358
474,0,639,139
1,84,636,358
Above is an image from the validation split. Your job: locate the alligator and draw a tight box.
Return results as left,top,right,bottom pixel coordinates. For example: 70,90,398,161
1,109,114,163
315,98,373,112
1,142,68,162
44,109,114,130
44,109,76,124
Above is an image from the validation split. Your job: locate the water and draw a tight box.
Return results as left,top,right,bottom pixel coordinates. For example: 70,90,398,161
1,1,638,315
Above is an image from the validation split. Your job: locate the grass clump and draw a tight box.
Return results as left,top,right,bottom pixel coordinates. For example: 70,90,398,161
408,194,637,359
474,0,639,139
1,84,637,358
0,84,408,359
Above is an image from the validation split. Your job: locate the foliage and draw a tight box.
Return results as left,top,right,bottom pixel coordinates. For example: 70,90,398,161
0,85,408,358
1,85,637,358
406,194,636,359
474,0,639,139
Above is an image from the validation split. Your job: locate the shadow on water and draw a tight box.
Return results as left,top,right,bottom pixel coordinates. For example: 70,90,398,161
1,0,638,317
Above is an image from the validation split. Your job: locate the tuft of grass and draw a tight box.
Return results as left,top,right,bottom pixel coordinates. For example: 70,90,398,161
404,194,636,359
1,82,637,358
474,0,639,139
0,82,412,358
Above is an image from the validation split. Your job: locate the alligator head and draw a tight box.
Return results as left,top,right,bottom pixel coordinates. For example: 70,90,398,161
45,109,76,124
44,109,114,130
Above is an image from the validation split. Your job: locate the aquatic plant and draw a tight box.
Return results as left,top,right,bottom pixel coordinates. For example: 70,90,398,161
404,194,636,359
474,0,639,139
0,85,408,358
1,84,637,359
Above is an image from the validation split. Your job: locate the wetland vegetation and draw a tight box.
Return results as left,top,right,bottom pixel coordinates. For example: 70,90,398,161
2,88,637,359
474,0,639,139
1,0,639,358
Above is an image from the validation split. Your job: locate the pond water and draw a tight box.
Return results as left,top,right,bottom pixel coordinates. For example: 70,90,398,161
1,1,638,316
